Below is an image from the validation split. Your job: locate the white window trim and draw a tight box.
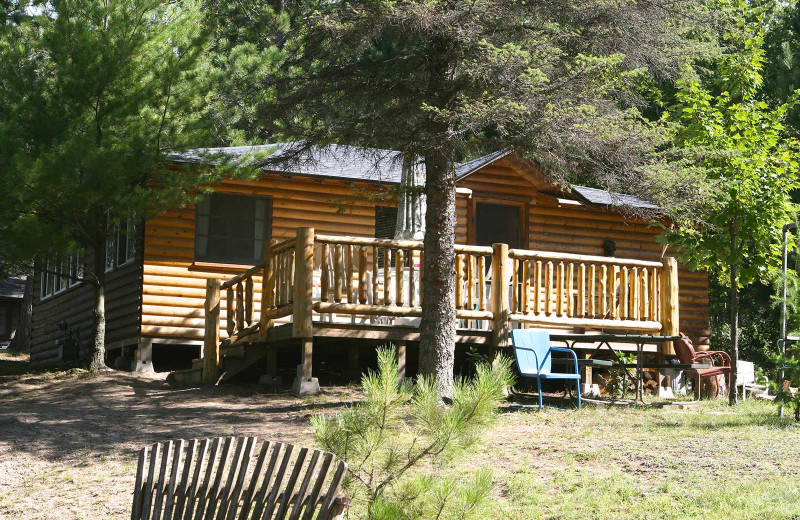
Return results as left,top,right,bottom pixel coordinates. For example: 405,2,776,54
40,252,84,301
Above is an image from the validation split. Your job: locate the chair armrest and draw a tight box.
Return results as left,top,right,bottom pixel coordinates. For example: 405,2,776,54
549,347,579,374
694,351,731,367
513,345,541,372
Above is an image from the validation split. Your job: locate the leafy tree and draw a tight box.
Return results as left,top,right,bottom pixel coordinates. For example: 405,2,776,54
0,0,227,370
312,347,514,520
253,0,714,396
660,12,799,404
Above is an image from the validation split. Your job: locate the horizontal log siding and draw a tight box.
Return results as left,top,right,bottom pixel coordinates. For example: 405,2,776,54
30,238,144,364
457,158,710,346
141,176,395,343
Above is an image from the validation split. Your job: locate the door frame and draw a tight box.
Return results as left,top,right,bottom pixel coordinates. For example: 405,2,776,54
468,193,529,249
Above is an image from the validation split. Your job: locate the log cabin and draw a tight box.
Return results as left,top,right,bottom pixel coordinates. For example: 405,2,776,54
29,145,710,393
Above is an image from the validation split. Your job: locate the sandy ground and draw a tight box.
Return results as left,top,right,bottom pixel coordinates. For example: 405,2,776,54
0,352,357,520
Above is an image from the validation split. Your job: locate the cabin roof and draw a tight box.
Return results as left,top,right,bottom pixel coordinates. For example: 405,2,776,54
167,144,658,210
0,276,26,300
571,185,659,210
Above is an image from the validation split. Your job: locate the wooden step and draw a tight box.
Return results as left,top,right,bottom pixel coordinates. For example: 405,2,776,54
220,344,268,383
166,366,202,386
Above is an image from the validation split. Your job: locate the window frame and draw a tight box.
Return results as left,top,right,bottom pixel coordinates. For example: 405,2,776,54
193,193,273,266
40,251,85,301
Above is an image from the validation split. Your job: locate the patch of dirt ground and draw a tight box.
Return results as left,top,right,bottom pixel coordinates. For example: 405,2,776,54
0,353,358,520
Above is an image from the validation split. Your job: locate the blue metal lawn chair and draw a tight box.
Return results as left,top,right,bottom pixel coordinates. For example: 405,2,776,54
511,329,582,410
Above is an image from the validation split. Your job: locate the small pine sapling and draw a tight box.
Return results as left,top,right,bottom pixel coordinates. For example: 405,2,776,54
311,347,515,520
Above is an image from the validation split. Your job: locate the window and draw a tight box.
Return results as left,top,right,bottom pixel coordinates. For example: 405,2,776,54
195,194,272,265
40,251,84,299
375,206,399,268
106,210,137,272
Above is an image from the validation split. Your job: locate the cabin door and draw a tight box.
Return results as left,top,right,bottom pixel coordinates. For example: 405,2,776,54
474,202,522,248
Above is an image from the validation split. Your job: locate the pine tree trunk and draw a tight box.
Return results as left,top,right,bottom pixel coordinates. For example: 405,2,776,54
89,245,107,372
8,276,33,353
729,263,739,406
418,154,457,398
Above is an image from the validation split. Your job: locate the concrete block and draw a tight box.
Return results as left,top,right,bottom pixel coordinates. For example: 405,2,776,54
292,377,320,396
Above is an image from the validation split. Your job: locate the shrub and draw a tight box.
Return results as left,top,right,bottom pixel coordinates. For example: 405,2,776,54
311,346,515,520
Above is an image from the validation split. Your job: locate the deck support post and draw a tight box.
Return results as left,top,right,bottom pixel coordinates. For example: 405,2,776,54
658,256,680,393
292,227,319,395
132,338,154,373
202,278,221,384
395,341,407,382
348,344,360,382
491,243,510,356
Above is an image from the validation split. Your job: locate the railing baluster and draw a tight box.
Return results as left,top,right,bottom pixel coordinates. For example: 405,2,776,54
522,260,530,314
577,263,586,317
455,254,464,310
236,282,245,332
566,262,574,317
589,264,596,317
600,265,608,317
408,249,416,308
226,286,234,336
372,246,379,305
620,267,629,320
321,243,330,302
534,260,542,315
395,249,404,307
358,246,368,304
478,255,486,312
545,261,554,316
511,257,518,314
288,249,295,302
245,277,253,325
383,248,391,305
345,244,354,303
630,267,639,320
556,261,565,317
466,254,474,310
640,268,648,320
334,244,343,303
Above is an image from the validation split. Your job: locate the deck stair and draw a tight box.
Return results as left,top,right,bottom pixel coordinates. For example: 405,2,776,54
166,337,266,385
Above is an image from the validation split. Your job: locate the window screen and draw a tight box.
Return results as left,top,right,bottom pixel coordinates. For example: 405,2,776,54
195,194,272,265
375,206,398,268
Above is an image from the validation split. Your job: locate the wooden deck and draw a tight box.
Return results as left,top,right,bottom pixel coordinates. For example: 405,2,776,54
191,228,680,394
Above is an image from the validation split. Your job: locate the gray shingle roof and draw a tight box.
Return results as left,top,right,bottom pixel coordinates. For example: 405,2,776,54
167,144,659,210
166,144,406,184
455,149,512,179
571,185,659,210
0,276,27,299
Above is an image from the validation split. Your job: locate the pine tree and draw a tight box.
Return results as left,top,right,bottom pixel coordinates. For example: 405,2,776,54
252,0,715,396
0,0,227,370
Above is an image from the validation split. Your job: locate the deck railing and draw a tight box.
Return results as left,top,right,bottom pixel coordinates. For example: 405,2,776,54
204,227,680,361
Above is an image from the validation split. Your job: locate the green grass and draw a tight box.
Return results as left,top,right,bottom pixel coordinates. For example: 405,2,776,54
399,399,800,520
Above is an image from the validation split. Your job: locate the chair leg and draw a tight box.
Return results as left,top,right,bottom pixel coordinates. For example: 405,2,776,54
575,380,582,410
537,376,543,411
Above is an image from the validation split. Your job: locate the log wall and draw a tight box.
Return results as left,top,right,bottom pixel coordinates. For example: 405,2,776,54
30,240,144,364
32,159,708,356
141,176,396,344
457,158,710,345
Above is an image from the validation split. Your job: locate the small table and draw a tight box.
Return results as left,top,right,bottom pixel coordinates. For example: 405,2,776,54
549,333,708,404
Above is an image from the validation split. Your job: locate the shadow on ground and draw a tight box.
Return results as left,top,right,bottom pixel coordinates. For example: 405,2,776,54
0,365,359,461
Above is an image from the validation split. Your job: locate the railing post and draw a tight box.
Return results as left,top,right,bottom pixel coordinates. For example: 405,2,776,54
292,227,319,395
491,243,510,353
203,278,221,384
660,257,680,355
259,238,278,342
